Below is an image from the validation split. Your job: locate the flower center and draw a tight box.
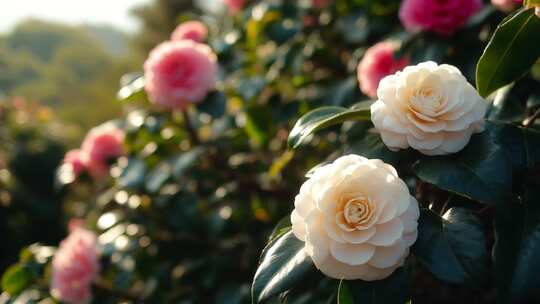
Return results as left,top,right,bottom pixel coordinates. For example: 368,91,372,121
408,86,447,120
343,196,374,227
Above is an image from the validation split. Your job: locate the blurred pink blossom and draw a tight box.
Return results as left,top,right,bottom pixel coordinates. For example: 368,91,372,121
62,149,88,177
224,0,247,13
81,123,125,178
357,41,409,99
51,226,99,304
399,0,483,35
171,21,208,43
312,0,330,8
144,40,217,110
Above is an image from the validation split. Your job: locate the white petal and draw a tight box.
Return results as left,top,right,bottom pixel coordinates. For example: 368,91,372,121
407,132,444,150
305,210,330,263
330,241,375,266
407,112,447,133
291,210,306,241
368,242,407,268
379,130,409,150
314,255,371,280
438,129,473,154
324,216,346,243
378,199,397,224
342,227,376,244
368,217,404,246
402,230,418,247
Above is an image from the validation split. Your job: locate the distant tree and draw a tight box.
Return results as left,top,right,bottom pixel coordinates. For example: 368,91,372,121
131,0,195,54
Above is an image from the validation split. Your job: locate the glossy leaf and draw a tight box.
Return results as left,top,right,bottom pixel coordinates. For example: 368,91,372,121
493,180,540,303
288,106,371,149
343,266,411,304
252,231,314,303
476,8,540,97
413,208,487,285
1,263,35,296
337,280,354,304
486,121,540,169
117,74,146,102
413,130,513,206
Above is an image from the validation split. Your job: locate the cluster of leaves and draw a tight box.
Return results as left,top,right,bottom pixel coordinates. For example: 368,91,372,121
0,99,72,274
1,1,540,304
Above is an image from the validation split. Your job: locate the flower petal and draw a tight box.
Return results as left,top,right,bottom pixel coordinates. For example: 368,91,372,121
330,241,375,265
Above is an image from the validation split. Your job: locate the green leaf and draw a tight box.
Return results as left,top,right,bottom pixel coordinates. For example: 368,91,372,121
476,8,540,97
493,180,540,303
1,263,35,296
118,157,146,190
413,130,513,206
252,231,315,303
117,74,146,102
197,91,227,119
337,280,354,304
413,208,487,285
288,106,371,149
344,266,411,304
486,121,540,169
172,148,203,180
268,216,292,243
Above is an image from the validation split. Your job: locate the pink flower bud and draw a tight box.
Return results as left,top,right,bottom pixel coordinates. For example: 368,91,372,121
51,227,100,304
357,42,409,99
171,21,208,43
144,40,217,110
224,0,247,14
81,123,125,178
62,149,88,177
399,0,483,35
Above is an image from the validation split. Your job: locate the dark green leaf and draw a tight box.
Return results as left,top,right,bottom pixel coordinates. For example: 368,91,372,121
413,208,487,285
486,121,540,169
145,161,172,193
476,8,540,97
197,91,227,119
252,231,315,303
288,106,371,149
117,74,146,102
413,130,513,206
268,216,292,242
345,266,411,304
493,180,540,303
1,263,35,296
337,280,353,304
118,158,146,190
172,148,203,180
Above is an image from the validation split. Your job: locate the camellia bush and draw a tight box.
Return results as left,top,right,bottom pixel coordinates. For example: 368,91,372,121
2,0,540,303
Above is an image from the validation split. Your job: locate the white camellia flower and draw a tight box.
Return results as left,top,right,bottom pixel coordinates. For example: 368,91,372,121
371,61,487,155
291,154,419,281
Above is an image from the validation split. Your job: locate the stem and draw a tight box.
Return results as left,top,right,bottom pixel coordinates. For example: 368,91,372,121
182,109,200,145
523,108,540,127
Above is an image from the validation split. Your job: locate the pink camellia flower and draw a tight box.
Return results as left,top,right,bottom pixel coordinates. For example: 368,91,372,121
81,123,125,178
399,0,483,35
144,40,217,109
63,149,88,177
312,0,330,8
357,42,409,99
51,226,100,304
171,21,208,43
224,0,247,13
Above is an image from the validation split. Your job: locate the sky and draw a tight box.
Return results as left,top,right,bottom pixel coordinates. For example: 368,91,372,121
1,0,153,34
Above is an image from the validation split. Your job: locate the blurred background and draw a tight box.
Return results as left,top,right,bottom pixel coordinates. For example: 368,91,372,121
0,0,208,272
